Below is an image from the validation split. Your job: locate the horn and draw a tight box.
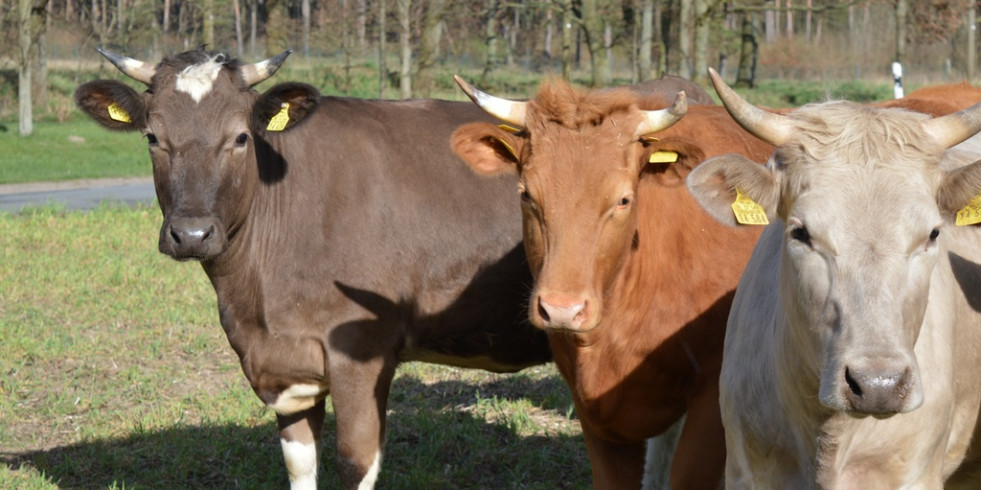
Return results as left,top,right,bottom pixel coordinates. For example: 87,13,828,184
453,75,527,128
708,67,794,145
96,47,156,84
240,49,293,87
924,100,981,149
634,91,687,137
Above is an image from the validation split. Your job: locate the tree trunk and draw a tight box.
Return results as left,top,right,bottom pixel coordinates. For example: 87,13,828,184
545,7,553,60
302,0,311,57
639,0,653,80
203,0,214,47
233,0,243,58
580,0,609,86
560,0,572,80
415,0,447,97
358,0,368,50
735,12,758,88
677,0,692,77
480,0,499,85
249,0,257,57
379,0,387,98
398,0,411,99
19,0,48,136
692,0,712,84
895,0,907,64
19,0,33,136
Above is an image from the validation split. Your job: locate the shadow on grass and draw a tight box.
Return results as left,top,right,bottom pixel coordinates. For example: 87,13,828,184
2,374,588,489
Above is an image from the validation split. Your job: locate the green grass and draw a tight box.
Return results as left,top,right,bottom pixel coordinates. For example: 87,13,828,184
0,120,148,185
0,205,586,488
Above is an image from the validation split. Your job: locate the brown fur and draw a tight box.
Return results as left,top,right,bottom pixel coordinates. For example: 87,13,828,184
454,79,773,489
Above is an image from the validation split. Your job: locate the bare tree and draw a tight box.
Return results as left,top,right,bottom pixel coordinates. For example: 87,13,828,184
480,0,500,85
379,0,388,98
398,0,411,98
18,0,49,136
415,0,449,97
581,0,610,86
638,0,653,80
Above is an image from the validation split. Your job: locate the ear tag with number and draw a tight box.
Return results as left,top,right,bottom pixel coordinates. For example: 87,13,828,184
649,151,679,163
266,102,291,131
731,188,769,225
956,192,981,226
107,102,131,123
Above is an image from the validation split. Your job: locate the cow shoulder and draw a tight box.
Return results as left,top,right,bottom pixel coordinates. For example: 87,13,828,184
74,80,147,131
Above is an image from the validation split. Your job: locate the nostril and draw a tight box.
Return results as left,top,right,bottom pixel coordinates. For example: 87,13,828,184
537,299,551,323
202,225,215,242
170,227,182,244
845,367,862,397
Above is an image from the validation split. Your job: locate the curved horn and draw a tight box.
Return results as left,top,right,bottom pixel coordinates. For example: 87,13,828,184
97,47,156,85
924,100,981,149
240,49,293,87
634,91,687,137
708,67,794,146
453,75,527,128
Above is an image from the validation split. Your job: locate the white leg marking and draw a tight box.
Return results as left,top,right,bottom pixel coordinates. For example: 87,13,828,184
281,439,318,490
268,383,329,415
356,450,383,490
641,414,686,490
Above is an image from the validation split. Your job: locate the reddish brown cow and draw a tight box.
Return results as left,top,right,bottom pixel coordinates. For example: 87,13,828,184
451,78,773,489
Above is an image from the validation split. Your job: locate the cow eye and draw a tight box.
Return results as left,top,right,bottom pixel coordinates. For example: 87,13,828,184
616,194,633,209
145,133,158,145
929,228,940,242
790,225,811,245
234,133,249,146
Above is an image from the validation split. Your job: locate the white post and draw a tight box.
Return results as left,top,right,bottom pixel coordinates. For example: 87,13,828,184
892,61,904,99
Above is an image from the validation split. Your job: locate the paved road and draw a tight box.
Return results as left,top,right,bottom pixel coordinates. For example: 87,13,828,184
0,177,156,213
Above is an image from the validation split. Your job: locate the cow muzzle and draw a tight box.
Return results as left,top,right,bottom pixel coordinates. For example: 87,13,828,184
533,291,598,333
822,356,922,415
159,216,226,261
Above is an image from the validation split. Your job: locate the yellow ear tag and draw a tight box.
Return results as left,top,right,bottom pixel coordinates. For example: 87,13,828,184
266,102,291,132
956,192,981,226
107,102,131,123
495,137,518,160
498,124,522,134
649,151,679,163
731,188,770,225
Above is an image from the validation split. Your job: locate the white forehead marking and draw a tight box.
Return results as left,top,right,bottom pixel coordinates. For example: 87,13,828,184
175,55,226,103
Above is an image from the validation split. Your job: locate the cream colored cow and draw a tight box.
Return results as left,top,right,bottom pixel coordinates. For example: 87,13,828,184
687,69,981,489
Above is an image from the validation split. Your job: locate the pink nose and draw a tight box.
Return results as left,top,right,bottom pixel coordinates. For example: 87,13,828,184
537,295,588,330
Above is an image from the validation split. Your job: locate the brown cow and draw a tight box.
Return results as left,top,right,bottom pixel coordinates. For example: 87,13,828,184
73,48,554,489
451,78,773,489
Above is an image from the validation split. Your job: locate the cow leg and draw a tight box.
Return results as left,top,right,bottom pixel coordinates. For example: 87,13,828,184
581,424,646,489
329,356,397,490
669,386,726,489
277,399,327,490
642,414,686,490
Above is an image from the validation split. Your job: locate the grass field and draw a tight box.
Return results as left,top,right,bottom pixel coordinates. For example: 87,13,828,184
0,205,588,488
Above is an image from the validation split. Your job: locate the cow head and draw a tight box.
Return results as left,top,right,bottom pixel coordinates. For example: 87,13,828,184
75,48,319,261
688,68,981,415
451,77,687,333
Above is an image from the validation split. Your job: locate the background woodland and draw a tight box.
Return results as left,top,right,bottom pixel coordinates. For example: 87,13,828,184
3,0,979,134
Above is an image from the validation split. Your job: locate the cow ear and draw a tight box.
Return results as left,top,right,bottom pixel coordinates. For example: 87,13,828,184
938,159,981,223
686,154,780,227
451,122,525,176
74,80,146,131
253,82,320,134
640,139,705,187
